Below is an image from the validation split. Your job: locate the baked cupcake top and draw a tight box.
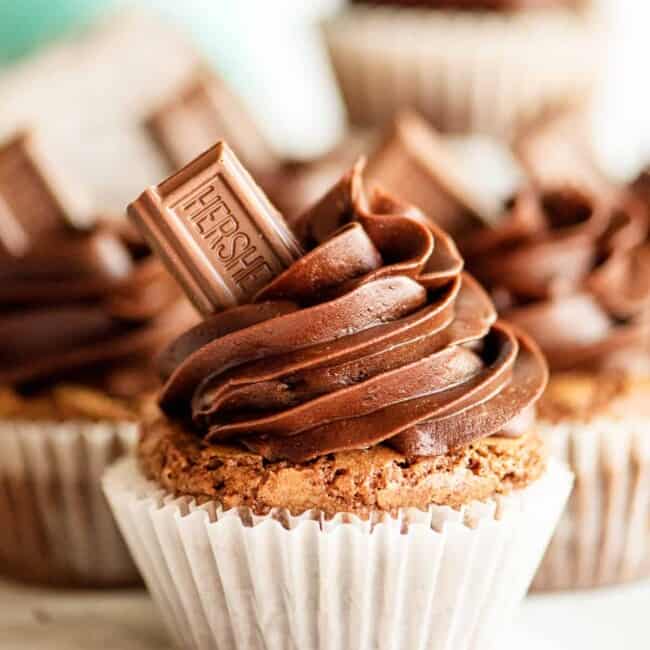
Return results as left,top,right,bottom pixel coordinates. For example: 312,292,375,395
155,162,548,464
0,219,195,419
462,187,650,372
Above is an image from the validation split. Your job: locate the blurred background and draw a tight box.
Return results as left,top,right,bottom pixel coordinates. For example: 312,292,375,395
1,0,650,213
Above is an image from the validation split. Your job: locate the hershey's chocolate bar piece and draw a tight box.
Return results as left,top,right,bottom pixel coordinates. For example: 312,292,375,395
0,132,93,256
146,71,278,173
129,141,302,315
365,111,487,237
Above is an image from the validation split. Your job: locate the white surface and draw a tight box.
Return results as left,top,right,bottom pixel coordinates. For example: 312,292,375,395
511,581,650,650
0,580,171,650
0,577,648,649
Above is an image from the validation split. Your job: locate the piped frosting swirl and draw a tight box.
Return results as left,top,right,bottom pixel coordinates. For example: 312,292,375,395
0,220,193,396
463,187,650,372
158,162,548,462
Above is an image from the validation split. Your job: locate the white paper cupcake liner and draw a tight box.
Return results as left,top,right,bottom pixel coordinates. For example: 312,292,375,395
534,417,650,590
103,456,572,650
323,5,602,139
0,420,140,586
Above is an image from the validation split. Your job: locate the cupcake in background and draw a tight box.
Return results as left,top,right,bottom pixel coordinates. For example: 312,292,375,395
362,107,650,590
460,175,650,589
364,109,523,238
104,143,572,650
323,0,602,139
0,131,196,586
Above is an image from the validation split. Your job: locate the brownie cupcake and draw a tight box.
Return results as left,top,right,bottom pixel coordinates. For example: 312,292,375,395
461,185,650,589
323,0,601,139
104,150,571,649
0,133,196,586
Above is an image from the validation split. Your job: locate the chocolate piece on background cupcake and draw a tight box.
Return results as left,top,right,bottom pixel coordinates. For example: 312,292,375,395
461,181,650,589
104,142,572,650
258,129,377,227
145,68,374,224
0,130,197,587
146,69,279,174
364,110,502,238
323,0,600,139
0,132,93,255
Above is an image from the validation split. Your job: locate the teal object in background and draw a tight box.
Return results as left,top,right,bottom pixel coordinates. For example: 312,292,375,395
0,0,345,157
0,0,111,64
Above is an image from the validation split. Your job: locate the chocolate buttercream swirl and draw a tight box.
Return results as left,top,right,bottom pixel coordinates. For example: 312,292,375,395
158,162,547,462
462,187,650,372
0,219,193,395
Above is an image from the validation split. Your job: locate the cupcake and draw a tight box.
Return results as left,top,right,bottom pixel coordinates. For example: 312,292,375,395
0,132,196,586
104,155,572,649
461,184,650,589
323,0,601,139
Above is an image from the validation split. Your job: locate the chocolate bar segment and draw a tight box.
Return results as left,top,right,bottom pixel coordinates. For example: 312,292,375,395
365,111,488,237
0,132,92,256
129,141,302,315
146,71,278,173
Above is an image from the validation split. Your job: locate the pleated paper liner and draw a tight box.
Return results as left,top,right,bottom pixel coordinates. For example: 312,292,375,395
323,4,601,139
534,417,650,590
104,457,572,650
0,421,140,587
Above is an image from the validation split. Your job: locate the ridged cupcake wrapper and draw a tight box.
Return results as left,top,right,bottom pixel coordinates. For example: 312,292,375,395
0,420,140,587
534,417,650,590
323,6,601,138
103,457,571,650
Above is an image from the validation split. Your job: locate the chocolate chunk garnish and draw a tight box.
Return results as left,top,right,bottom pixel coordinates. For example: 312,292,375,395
365,111,487,237
129,141,302,315
0,132,93,256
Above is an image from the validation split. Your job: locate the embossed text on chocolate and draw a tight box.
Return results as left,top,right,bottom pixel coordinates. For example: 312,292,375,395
177,179,275,293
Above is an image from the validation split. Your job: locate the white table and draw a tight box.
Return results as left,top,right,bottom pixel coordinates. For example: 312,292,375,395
1,577,647,649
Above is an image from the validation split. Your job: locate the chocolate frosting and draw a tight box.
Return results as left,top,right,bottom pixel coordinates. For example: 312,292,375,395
157,162,547,462
0,219,194,396
463,187,650,372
